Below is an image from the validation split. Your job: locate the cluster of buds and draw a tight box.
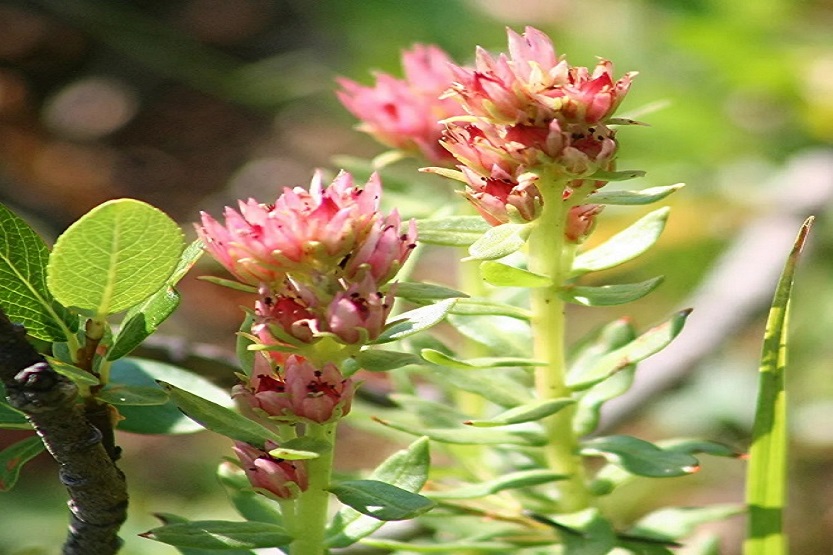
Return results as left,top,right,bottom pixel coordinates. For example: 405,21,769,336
337,44,466,165
198,170,416,498
338,26,635,239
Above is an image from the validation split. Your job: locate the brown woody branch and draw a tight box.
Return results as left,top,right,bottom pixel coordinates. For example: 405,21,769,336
0,310,128,555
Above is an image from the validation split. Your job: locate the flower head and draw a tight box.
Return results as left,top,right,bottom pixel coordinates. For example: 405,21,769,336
326,276,394,344
233,440,308,499
447,27,634,126
460,166,543,226
337,45,465,164
197,171,415,289
565,204,604,243
234,355,354,423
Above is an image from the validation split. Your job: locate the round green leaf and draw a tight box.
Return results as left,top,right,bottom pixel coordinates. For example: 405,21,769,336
47,199,184,316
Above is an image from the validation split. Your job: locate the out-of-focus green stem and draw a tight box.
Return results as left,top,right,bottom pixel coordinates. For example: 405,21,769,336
527,177,590,513
290,422,336,555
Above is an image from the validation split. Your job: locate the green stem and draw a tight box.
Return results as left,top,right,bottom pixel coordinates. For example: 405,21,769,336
527,178,591,513
290,422,337,555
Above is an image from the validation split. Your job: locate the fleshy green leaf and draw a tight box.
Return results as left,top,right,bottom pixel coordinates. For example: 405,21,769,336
151,513,259,555
47,198,185,316
746,218,811,555
353,349,425,372
374,299,456,344
357,539,516,552
236,314,256,376
140,520,291,550
429,366,532,407
110,358,236,435
108,239,202,360
45,356,100,386
96,384,169,406
0,203,76,341
659,438,744,459
466,223,532,261
0,435,45,491
551,508,617,555
415,216,491,246
450,298,531,320
375,418,545,446
465,398,574,427
629,504,745,542
447,314,531,358
393,282,468,301
425,469,567,500
198,276,258,293
588,184,683,205
480,261,551,287
588,169,646,181
567,310,690,390
159,381,280,447
327,437,430,548
217,464,284,525
329,479,435,521
0,397,29,430
389,394,470,428
571,207,669,276
560,276,664,307
421,348,542,370
581,435,700,477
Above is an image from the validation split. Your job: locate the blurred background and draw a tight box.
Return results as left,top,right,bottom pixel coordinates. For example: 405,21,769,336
0,0,832,553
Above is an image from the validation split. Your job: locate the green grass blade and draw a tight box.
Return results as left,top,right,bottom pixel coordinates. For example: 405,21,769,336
744,217,813,555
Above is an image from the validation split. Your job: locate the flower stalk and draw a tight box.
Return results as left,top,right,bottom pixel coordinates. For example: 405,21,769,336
527,174,590,512
291,422,337,555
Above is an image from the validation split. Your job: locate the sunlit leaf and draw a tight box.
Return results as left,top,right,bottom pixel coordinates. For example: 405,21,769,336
140,520,291,550
588,184,683,205
0,203,76,341
425,469,567,500
466,223,531,261
415,216,491,246
480,261,551,287
96,384,169,406
465,398,574,427
375,418,545,446
329,480,435,521
374,299,456,344
560,276,664,307
581,435,700,478
421,348,543,370
47,199,184,316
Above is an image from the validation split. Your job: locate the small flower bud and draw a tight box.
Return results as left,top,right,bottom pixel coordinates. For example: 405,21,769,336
232,440,308,499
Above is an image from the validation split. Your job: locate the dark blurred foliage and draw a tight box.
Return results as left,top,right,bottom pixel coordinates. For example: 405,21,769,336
0,0,832,553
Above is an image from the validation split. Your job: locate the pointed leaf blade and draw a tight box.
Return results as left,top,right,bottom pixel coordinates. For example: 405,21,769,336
480,261,551,287
140,520,291,550
465,398,574,427
571,207,669,275
425,469,567,500
374,299,456,344
588,184,683,205
560,276,664,307
416,216,491,246
329,479,435,521
581,435,700,478
0,435,45,491
96,384,169,406
466,223,531,261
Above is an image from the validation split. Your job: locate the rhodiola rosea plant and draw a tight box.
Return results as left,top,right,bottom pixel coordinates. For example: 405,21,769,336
0,25,806,555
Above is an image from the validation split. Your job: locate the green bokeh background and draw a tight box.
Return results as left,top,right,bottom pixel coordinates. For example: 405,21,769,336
1,0,832,553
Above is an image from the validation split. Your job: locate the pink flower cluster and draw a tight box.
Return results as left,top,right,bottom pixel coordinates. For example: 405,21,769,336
233,440,309,499
337,45,466,165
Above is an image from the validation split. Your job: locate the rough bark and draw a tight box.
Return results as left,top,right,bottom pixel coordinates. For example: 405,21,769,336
0,310,128,554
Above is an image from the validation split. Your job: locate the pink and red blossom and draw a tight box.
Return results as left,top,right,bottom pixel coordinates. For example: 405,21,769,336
233,440,308,499
337,44,465,164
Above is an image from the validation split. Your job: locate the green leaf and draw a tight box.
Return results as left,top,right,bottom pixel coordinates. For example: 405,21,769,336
421,348,542,370
236,314,256,376
425,469,567,500
659,438,744,459
480,261,551,287
44,356,100,386
429,366,532,408
96,384,169,406
110,357,237,435
552,508,617,555
217,464,283,526
466,223,532,261
329,479,435,521
581,435,700,477
151,513,259,555
0,396,29,430
354,349,425,372
108,239,201,360
588,183,684,205
159,381,280,446
47,198,184,316
198,276,258,293
447,314,531,358
327,437,430,548
571,207,669,276
465,398,574,427
450,298,531,320
389,394,470,428
745,217,811,555
560,276,664,307
588,169,646,181
0,203,76,341
393,282,468,301
567,310,690,391
374,299,456,344
357,539,516,552
375,418,545,446
140,520,291,550
629,504,745,542
0,435,45,491
415,216,491,246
